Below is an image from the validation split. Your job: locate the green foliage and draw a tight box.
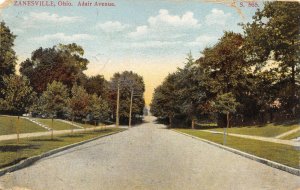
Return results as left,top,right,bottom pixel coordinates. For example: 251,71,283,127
201,32,248,95
213,93,239,114
151,2,299,127
0,75,36,115
151,73,180,119
20,43,89,93
37,81,69,117
151,52,208,127
243,1,300,116
110,71,145,123
88,94,110,123
84,75,108,98
68,85,90,121
0,21,17,93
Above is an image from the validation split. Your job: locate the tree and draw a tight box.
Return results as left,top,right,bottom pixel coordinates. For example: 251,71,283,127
68,85,90,122
0,21,17,96
243,1,300,117
176,52,207,129
88,94,110,124
20,43,89,93
150,73,181,128
200,32,249,127
109,71,145,124
84,75,108,98
39,81,69,118
0,75,36,115
213,92,239,144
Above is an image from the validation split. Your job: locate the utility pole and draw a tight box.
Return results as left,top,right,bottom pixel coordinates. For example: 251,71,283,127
116,82,120,128
129,88,134,128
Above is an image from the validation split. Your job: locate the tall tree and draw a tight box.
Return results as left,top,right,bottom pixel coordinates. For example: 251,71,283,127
20,43,89,93
68,85,90,121
109,71,145,124
88,94,110,124
39,81,69,118
0,21,17,95
150,73,181,128
176,53,207,128
0,75,36,115
243,1,300,117
200,32,248,127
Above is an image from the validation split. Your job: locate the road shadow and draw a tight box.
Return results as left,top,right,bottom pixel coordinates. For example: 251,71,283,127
61,134,85,138
31,138,64,142
0,144,40,152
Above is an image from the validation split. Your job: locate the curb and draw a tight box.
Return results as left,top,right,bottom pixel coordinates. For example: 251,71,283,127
172,129,300,176
0,129,126,177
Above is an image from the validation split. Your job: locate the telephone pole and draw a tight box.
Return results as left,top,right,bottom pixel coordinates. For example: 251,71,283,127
129,88,134,128
116,82,120,128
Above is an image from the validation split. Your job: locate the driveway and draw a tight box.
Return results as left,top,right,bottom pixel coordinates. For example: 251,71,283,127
0,116,299,190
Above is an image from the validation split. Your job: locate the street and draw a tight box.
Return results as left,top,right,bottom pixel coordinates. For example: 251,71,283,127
0,116,299,190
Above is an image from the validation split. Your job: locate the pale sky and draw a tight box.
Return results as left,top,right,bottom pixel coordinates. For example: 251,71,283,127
0,0,261,105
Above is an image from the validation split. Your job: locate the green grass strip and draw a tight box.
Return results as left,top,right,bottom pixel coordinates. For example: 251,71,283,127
0,128,124,169
0,116,46,135
281,131,300,140
176,129,300,169
35,118,78,130
210,123,299,137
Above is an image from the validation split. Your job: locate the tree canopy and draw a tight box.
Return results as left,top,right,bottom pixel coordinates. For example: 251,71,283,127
151,1,300,128
0,75,36,115
20,43,89,93
0,21,17,95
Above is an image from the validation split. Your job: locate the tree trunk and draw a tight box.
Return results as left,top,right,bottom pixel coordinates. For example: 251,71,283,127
16,116,20,144
191,119,195,129
71,117,74,134
291,64,296,117
51,117,54,140
168,114,172,128
223,112,230,145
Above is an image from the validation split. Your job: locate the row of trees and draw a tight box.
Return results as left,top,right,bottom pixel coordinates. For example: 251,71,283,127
0,22,145,125
151,1,300,128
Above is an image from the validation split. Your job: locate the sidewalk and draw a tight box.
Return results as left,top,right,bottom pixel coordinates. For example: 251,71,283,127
0,125,126,142
201,130,300,147
275,126,300,139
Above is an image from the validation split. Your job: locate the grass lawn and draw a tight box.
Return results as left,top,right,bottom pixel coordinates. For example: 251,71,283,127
281,131,300,140
35,118,79,130
176,129,300,169
0,116,46,135
210,123,300,137
0,128,124,169
73,121,103,129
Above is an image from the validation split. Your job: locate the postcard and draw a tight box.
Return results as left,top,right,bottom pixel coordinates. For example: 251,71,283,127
0,0,299,189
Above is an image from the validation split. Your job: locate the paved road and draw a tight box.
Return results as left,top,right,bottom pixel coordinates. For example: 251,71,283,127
0,116,299,190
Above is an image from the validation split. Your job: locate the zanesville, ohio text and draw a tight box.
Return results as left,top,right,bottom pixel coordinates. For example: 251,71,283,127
14,1,116,7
